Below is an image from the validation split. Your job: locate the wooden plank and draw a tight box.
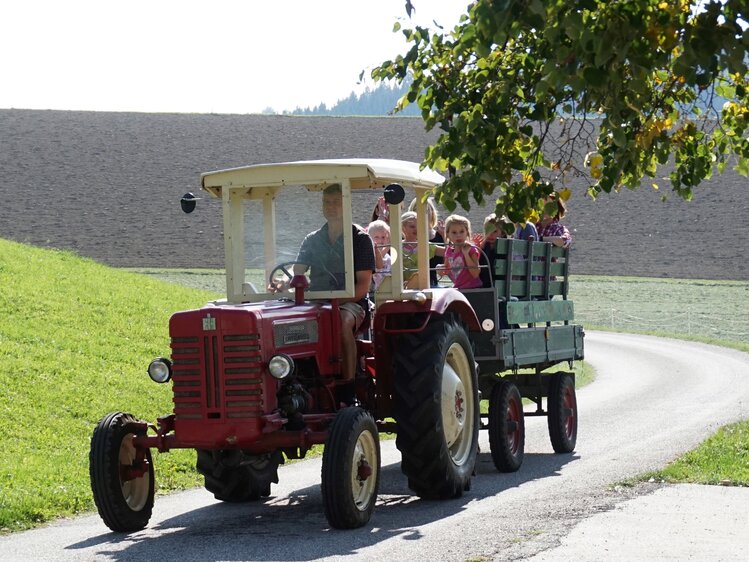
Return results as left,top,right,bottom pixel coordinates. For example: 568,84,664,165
506,299,575,324
490,241,570,300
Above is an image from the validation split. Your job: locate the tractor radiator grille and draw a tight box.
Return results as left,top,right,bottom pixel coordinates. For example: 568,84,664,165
171,333,263,420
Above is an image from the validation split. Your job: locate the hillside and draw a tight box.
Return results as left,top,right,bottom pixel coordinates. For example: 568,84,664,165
0,109,747,279
0,239,211,530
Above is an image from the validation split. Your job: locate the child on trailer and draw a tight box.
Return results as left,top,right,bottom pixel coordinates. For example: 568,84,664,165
400,211,445,288
472,213,511,288
367,219,392,290
440,214,483,289
408,196,445,286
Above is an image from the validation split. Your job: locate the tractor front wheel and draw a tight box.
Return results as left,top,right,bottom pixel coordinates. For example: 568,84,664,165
89,412,155,532
321,407,381,529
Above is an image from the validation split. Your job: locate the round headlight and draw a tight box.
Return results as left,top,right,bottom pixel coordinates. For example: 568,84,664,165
148,358,172,383
268,354,294,380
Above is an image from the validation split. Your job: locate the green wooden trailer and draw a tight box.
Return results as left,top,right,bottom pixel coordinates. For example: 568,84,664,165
460,237,584,471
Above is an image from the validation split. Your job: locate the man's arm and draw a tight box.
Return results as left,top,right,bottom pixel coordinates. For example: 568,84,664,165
294,232,316,275
352,269,373,301
333,268,372,303
344,226,375,302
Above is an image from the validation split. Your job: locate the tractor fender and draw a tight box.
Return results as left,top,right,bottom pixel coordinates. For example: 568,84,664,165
376,288,481,333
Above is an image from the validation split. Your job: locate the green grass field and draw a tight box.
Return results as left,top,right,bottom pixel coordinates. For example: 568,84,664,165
1,240,747,533
132,268,749,350
572,275,749,351
0,241,212,532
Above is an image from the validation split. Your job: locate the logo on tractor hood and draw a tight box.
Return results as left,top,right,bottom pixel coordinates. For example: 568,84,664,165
202,314,216,331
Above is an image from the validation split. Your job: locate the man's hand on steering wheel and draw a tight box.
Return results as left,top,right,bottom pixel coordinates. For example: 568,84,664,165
268,261,309,294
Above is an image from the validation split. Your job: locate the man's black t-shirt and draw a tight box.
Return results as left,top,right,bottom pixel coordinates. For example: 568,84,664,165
296,224,375,309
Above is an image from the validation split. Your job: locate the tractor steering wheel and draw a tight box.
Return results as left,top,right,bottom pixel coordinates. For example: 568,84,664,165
268,261,310,294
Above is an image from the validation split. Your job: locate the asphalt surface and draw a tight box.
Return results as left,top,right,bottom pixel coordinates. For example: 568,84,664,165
2,332,748,561
528,483,749,561
4,483,748,561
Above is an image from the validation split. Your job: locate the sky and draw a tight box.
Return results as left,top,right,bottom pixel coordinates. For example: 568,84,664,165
1,0,467,115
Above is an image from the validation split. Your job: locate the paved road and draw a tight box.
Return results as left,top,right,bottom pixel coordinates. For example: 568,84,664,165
3,332,749,561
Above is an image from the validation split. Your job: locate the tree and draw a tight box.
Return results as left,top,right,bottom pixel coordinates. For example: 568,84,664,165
372,0,749,225
285,80,421,116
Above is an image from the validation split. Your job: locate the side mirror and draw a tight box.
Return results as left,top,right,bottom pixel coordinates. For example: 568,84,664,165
180,192,199,214
384,183,405,205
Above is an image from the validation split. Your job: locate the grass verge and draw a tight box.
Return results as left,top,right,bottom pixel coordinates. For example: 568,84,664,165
641,421,749,487
0,241,213,532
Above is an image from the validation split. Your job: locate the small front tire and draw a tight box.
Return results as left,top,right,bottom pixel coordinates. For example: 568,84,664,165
321,407,380,529
89,412,155,532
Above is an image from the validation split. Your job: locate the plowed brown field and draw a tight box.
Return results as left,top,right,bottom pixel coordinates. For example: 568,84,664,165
1,109,746,279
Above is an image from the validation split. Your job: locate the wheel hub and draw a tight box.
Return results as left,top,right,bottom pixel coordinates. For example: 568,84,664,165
118,434,150,511
351,429,378,510
357,459,373,480
441,363,466,448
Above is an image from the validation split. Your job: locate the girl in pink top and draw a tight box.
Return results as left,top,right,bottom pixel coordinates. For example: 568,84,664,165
441,214,483,289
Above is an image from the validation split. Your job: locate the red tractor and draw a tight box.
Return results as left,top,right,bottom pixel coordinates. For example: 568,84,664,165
89,158,582,531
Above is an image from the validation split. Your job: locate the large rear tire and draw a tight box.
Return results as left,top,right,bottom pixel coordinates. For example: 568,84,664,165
89,412,155,532
321,407,380,529
548,372,578,453
196,449,283,502
488,381,525,472
393,314,479,499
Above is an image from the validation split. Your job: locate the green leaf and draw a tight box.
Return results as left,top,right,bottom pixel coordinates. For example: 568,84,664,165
582,67,608,88
594,38,614,67
612,127,627,148
716,83,737,99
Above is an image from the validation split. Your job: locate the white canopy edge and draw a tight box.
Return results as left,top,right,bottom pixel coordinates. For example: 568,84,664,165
201,158,445,197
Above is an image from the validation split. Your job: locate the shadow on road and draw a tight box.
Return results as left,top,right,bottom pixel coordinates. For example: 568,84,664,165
65,450,576,561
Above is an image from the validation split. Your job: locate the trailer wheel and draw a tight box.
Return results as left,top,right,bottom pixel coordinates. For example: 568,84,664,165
393,314,479,499
321,407,380,529
488,381,525,472
196,450,282,502
89,412,154,532
548,372,578,453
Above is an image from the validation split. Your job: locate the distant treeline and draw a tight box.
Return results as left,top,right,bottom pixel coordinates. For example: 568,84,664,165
283,80,421,116
275,79,728,118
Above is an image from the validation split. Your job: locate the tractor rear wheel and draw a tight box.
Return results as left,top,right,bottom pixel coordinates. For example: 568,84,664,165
321,407,380,529
548,372,578,453
89,412,155,532
393,314,479,499
196,449,283,502
488,381,525,472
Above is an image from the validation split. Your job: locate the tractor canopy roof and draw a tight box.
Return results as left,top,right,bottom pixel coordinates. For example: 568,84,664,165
201,158,445,196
